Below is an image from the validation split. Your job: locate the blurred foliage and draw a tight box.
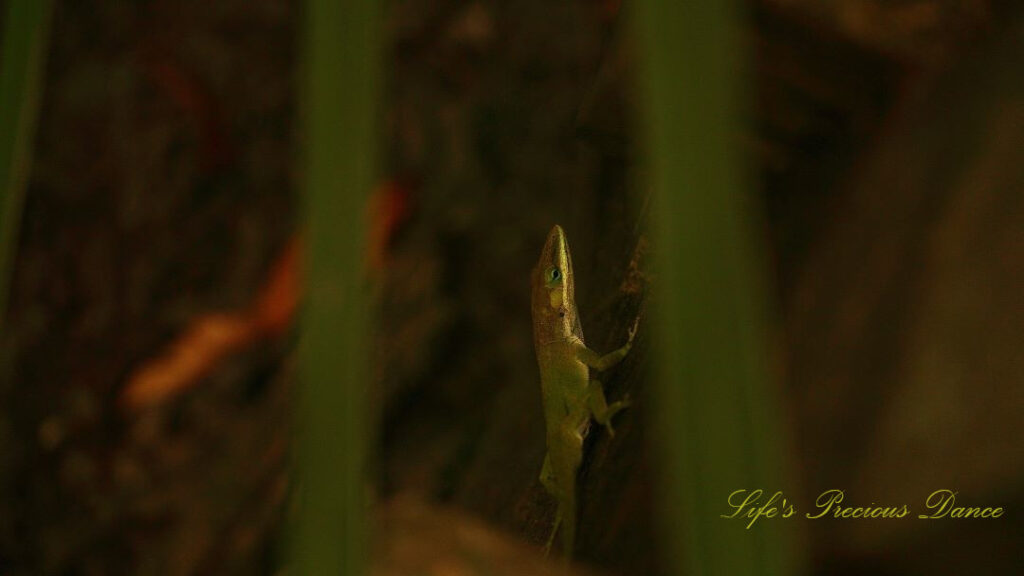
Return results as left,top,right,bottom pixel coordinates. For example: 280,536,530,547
0,0,52,326
293,0,379,574
634,1,798,575
0,0,1021,575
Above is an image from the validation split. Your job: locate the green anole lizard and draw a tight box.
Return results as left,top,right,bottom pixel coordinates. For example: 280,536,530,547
531,224,637,560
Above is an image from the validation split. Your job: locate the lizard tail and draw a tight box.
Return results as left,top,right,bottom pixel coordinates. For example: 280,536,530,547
544,506,562,556
562,486,576,560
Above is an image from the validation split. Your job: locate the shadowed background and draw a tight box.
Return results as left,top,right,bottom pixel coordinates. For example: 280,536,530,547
0,0,1021,574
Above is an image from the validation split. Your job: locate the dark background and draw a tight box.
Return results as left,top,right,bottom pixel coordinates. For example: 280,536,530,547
1,0,1022,574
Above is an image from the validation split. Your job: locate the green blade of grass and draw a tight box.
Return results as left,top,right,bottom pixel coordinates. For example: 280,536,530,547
0,0,53,327
632,1,801,575
294,0,379,574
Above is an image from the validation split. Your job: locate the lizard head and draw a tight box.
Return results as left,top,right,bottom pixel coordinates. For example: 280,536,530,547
531,224,582,344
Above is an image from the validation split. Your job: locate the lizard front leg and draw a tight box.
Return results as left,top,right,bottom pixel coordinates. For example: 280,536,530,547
573,317,639,371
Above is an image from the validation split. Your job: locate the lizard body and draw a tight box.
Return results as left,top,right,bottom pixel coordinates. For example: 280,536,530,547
530,224,636,560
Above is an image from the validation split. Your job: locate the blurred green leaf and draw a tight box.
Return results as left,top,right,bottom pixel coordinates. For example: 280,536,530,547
293,0,380,574
0,0,52,327
633,1,802,575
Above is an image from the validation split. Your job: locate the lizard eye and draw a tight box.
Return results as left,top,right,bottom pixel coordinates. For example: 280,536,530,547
547,267,562,284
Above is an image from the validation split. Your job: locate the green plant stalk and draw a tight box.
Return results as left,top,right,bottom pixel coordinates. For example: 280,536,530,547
294,0,379,574
0,0,53,328
632,2,800,575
